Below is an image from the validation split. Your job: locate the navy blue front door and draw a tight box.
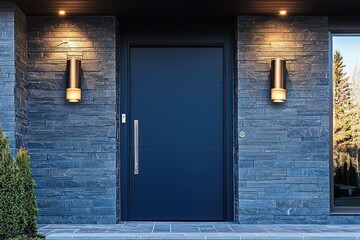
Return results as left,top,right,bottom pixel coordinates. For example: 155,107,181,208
129,47,224,220
120,26,233,221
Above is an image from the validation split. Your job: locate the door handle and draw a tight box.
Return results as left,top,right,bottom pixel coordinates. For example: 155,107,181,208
134,120,139,175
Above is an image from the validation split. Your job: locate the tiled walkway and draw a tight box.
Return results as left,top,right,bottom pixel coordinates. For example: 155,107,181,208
39,222,360,239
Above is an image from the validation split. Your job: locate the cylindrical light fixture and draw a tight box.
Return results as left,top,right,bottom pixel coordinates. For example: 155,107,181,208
270,57,286,103
66,57,81,103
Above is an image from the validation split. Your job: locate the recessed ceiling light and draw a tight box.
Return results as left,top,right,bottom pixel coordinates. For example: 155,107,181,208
279,10,287,16
59,10,66,16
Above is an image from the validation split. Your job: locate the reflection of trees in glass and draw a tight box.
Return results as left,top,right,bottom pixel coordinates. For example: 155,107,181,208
333,51,359,195
334,51,352,147
349,65,360,147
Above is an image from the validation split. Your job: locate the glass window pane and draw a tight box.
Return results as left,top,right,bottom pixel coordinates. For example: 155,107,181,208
333,36,360,207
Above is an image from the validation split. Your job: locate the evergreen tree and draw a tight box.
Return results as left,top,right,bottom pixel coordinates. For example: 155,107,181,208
348,66,360,147
0,127,40,238
343,161,348,185
333,51,353,147
349,160,357,186
0,129,26,237
17,147,38,234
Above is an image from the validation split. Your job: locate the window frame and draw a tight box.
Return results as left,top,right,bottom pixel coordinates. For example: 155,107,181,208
330,33,360,214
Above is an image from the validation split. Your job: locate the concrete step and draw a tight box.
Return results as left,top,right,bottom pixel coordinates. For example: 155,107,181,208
44,232,360,240
39,223,360,240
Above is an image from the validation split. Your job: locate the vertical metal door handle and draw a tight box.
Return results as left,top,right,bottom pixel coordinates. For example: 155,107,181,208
134,120,139,175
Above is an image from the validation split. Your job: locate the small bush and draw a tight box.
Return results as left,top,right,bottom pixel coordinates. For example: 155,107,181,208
0,129,26,237
5,234,44,240
0,128,40,239
16,147,38,234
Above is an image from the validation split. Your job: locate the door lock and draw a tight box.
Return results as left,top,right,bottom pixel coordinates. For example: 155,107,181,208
239,131,245,138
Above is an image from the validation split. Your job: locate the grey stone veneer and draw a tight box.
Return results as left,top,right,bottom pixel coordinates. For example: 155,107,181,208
0,1,27,155
0,1,16,152
27,16,118,224
4,5,360,224
14,4,28,150
236,16,360,223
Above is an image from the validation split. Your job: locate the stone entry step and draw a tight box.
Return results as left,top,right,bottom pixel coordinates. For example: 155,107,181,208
38,222,360,240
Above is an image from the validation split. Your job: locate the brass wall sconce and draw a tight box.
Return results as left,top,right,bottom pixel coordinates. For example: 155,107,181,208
66,57,81,103
271,58,286,103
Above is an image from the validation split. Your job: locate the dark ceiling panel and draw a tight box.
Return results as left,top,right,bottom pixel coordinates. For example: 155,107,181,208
14,0,360,23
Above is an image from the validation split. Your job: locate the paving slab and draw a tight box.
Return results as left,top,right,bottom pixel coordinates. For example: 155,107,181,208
38,222,360,240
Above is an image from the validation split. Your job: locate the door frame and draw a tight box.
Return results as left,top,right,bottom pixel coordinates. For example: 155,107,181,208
119,25,234,221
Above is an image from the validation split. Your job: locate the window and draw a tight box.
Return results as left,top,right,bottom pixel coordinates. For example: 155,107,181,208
332,35,360,210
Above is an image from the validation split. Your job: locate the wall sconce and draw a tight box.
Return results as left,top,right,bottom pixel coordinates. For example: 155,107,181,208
271,58,286,103
66,57,81,103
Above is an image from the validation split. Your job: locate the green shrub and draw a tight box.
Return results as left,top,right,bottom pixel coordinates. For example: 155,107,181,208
6,234,44,240
0,129,26,238
16,147,38,234
0,128,40,239
6,234,27,240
